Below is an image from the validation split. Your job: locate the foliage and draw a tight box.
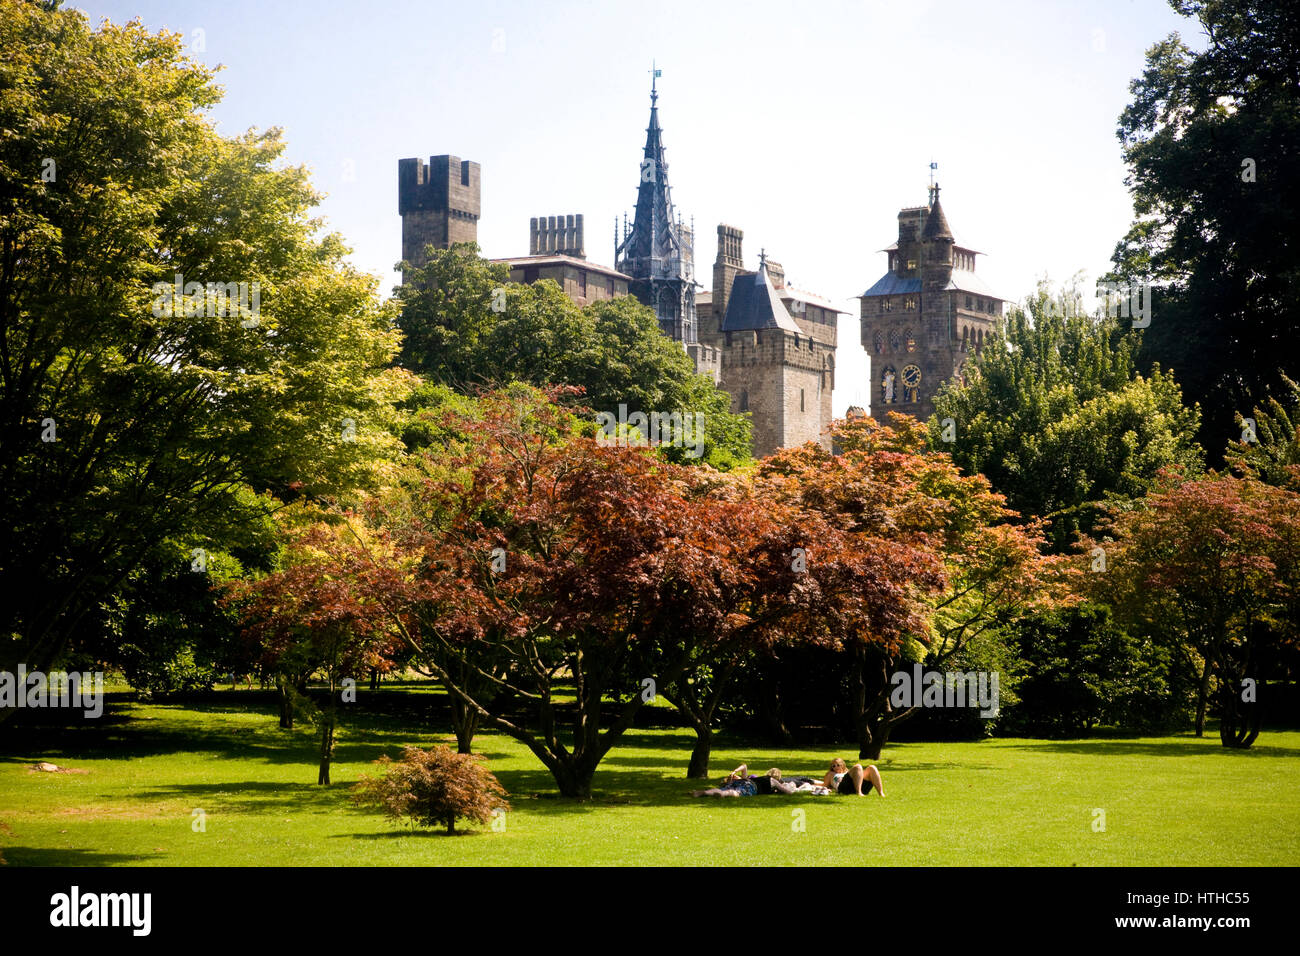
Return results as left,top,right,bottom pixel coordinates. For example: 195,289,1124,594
754,412,1057,758
999,604,1191,737
1109,0,1300,462
395,245,751,466
1080,469,1300,746
0,2,412,710
350,744,510,835
931,281,1204,551
227,513,402,782
1226,373,1300,490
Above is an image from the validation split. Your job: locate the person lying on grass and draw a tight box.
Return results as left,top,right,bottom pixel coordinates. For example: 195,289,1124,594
691,765,798,797
824,757,885,797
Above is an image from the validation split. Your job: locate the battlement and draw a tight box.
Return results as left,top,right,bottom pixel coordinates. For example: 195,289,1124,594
716,224,743,265
398,154,482,271
531,214,585,258
398,155,481,219
721,328,831,373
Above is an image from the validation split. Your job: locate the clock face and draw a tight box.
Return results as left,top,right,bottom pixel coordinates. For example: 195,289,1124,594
902,365,921,388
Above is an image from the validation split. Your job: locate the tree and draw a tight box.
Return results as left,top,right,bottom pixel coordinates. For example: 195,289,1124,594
931,282,1203,551
1226,373,1300,490
758,413,1058,759
229,515,399,783
351,745,510,836
1110,0,1300,462
395,246,752,467
1083,470,1300,746
313,386,752,797
0,3,412,721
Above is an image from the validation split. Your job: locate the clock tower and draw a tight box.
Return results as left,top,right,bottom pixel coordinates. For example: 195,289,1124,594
858,185,1003,420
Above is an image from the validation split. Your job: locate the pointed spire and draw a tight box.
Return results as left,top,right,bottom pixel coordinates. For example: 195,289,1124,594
616,71,696,343
923,184,953,242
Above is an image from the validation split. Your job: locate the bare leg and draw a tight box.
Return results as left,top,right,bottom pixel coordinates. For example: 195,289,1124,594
863,764,884,796
691,787,742,797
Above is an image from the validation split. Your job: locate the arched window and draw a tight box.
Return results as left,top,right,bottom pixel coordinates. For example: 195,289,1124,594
904,328,915,352
873,330,884,353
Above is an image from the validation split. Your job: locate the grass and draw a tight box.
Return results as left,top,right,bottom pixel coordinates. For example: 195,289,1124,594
1,686,1298,866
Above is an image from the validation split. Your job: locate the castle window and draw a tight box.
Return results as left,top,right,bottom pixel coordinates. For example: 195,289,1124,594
907,259,917,271
579,271,587,297
888,329,900,352
873,330,884,353
904,328,915,352
606,277,614,296
976,297,984,311
905,297,916,310
965,295,973,310
461,162,470,186
801,389,806,412
883,298,894,312
740,390,749,412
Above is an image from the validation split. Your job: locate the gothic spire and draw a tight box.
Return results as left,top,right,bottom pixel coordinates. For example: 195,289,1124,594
615,71,696,343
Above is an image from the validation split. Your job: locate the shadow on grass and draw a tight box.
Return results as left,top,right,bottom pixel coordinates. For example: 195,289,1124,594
338,828,486,839
1012,738,1300,759
0,846,157,866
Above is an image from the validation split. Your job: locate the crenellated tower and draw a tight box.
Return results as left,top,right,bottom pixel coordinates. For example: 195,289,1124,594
397,154,481,274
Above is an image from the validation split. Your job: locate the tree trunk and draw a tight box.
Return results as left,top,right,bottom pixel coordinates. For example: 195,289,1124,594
1194,658,1211,737
450,694,478,755
369,668,379,692
278,677,294,730
446,814,455,836
318,696,336,786
687,723,712,779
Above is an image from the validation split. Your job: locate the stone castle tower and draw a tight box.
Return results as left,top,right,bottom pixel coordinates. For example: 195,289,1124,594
697,227,840,458
859,186,1002,420
397,154,481,272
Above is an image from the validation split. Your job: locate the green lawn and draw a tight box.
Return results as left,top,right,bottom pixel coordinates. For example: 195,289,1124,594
2,688,1298,866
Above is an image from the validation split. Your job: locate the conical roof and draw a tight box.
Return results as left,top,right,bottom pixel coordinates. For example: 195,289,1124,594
922,195,953,242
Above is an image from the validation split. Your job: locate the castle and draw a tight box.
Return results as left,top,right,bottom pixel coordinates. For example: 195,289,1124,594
398,78,998,457
858,186,1004,419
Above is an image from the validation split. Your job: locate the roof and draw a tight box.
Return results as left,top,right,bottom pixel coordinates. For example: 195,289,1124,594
860,268,1001,300
921,198,953,241
780,286,847,314
492,255,631,281
721,264,801,332
860,273,922,297
945,269,1000,298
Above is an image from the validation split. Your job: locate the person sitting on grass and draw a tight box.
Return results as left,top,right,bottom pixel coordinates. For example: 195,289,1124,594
691,764,796,797
824,757,885,797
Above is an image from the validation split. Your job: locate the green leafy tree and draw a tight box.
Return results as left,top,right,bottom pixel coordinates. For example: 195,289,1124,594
0,2,412,718
931,282,1204,550
1227,373,1300,489
395,246,751,467
1109,0,1300,462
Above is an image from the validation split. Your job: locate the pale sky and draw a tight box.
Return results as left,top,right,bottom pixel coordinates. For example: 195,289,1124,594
73,0,1200,415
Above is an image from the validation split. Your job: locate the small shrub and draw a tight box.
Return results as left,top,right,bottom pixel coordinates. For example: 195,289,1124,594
350,745,510,835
